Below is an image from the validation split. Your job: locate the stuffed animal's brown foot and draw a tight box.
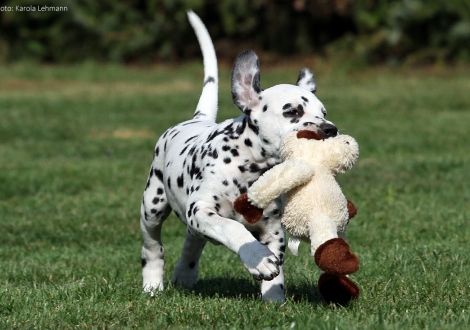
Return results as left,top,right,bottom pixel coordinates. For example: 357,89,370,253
318,273,360,306
314,238,359,275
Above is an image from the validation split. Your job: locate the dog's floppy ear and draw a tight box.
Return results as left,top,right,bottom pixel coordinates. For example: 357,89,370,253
231,50,261,114
296,67,317,94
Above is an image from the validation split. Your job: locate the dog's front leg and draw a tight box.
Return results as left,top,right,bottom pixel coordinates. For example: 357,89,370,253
187,200,281,284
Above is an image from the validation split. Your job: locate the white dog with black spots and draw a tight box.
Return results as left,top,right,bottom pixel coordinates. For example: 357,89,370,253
140,11,338,302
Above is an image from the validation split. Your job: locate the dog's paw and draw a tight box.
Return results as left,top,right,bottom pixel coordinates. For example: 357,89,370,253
142,280,164,295
171,261,199,288
233,193,264,223
318,273,360,306
314,238,359,276
142,263,165,294
239,242,280,281
262,284,285,303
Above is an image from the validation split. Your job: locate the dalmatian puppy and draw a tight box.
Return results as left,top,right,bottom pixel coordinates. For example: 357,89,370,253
140,11,338,302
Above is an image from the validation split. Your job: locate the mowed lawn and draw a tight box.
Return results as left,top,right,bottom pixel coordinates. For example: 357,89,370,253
0,61,469,329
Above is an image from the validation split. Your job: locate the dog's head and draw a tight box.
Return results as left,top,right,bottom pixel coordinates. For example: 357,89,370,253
231,50,337,155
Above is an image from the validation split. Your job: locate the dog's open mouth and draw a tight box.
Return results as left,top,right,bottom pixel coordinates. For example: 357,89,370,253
298,123,338,140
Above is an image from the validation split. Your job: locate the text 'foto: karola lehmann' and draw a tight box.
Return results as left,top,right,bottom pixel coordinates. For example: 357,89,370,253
15,5,68,12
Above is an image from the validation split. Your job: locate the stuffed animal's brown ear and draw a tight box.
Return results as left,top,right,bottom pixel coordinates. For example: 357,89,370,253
233,193,264,223
297,130,323,140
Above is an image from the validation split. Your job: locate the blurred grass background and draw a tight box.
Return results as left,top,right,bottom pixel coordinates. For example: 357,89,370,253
1,1,470,329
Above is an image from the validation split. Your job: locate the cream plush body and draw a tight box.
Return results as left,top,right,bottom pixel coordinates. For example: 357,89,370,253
247,131,359,256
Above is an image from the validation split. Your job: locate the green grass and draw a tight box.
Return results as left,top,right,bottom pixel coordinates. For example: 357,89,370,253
1,61,470,329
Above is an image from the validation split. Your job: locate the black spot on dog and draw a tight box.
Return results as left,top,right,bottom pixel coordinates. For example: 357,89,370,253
171,131,180,139
212,150,218,159
204,76,215,86
222,145,230,151
213,196,219,201
249,163,260,172
223,157,231,164
283,103,292,110
222,180,229,186
230,149,239,157
155,147,160,157
141,259,147,267
244,138,253,147
152,197,159,204
154,169,164,182
185,135,197,144
206,130,222,143
235,120,246,135
238,165,246,173
187,202,196,218
301,96,309,102
177,174,184,188
263,104,268,112
167,177,171,190
247,119,259,135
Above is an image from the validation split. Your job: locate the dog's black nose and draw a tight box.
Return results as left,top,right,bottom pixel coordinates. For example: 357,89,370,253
319,123,338,138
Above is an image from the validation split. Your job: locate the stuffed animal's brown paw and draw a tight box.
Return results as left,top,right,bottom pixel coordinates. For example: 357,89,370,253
314,238,359,276
233,193,263,223
318,273,360,306
347,200,357,220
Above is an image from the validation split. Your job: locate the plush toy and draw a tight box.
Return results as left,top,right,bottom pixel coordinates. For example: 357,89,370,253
234,130,360,305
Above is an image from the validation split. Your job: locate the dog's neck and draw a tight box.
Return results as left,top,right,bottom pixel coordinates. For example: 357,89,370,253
233,115,283,167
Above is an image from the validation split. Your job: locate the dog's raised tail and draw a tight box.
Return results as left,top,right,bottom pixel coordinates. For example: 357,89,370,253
187,10,218,122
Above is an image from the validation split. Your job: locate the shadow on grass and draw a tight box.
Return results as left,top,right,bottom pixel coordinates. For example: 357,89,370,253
190,276,260,300
286,280,323,304
184,276,323,305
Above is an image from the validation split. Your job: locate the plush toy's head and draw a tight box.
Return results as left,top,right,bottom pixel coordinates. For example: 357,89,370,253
281,131,359,175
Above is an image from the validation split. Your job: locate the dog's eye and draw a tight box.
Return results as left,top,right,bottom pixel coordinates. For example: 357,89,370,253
321,108,327,117
283,110,300,117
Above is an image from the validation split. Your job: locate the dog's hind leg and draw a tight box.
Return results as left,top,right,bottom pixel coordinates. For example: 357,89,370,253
171,233,206,288
140,151,172,292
